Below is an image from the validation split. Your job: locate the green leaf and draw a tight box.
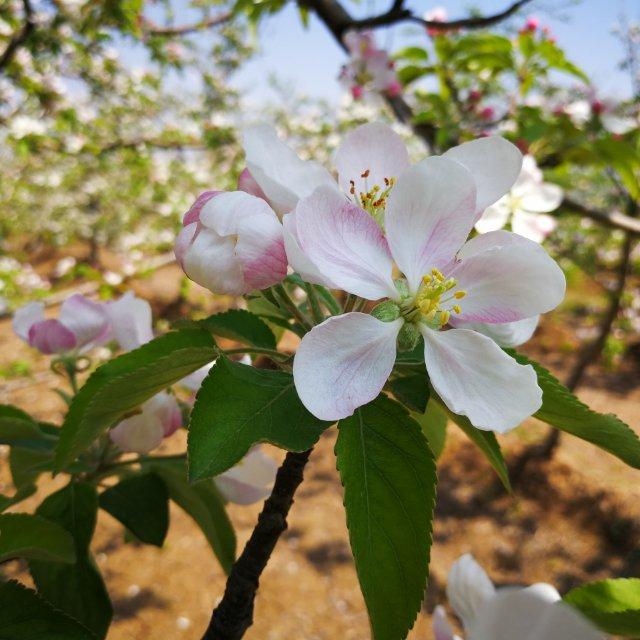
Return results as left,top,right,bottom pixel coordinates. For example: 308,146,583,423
509,350,640,469
0,513,75,564
151,462,236,574
413,400,448,459
336,396,437,640
99,473,169,547
29,483,112,639
55,329,217,470
9,446,54,488
188,358,327,481
0,484,37,513
390,369,430,414
0,581,96,640
564,578,640,636
397,65,431,85
439,402,511,491
199,309,276,349
393,46,429,62
0,405,56,450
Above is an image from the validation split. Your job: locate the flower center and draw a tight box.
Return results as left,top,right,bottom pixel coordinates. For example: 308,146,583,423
400,268,466,328
349,169,396,226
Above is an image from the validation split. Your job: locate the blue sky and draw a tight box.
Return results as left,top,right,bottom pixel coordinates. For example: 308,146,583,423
233,0,639,102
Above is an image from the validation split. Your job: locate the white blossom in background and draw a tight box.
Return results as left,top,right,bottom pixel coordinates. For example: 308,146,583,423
476,155,563,243
433,554,604,640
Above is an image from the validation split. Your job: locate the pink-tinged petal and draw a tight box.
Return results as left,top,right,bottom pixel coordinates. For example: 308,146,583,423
183,190,219,226
28,319,77,354
511,210,557,243
293,313,403,421
333,122,410,195
237,167,267,201
443,136,522,215
421,327,542,433
282,212,339,287
474,199,511,234
449,231,565,323
174,221,198,267
145,392,182,437
294,186,398,300
215,446,278,505
432,606,460,640
199,191,287,292
12,301,45,341
446,554,496,632
180,362,214,392
243,124,336,215
469,584,603,640
385,156,477,294
58,294,110,351
106,291,154,351
455,316,539,348
109,411,164,454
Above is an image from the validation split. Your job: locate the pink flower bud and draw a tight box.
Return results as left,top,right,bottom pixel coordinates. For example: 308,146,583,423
351,84,364,100
478,106,495,121
591,99,605,116
238,167,268,201
385,80,402,97
175,191,287,295
524,16,539,31
13,295,109,355
468,89,482,102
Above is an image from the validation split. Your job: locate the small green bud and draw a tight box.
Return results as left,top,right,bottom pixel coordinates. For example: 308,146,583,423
394,278,410,300
397,323,420,352
371,300,401,322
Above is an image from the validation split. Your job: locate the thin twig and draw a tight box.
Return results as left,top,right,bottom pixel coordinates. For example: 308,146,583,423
0,0,35,72
139,12,232,37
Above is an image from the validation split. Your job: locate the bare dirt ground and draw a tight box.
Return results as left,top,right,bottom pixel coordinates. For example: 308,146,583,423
1,263,639,640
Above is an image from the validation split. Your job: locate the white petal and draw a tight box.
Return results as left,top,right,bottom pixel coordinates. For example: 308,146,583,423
215,447,278,505
294,186,398,300
106,292,154,351
474,199,511,234
385,156,477,294
58,294,110,351
333,122,410,195
519,183,563,214
450,231,566,323
446,554,496,632
511,210,557,243
13,301,45,341
109,411,164,454
469,584,604,640
180,362,214,392
443,136,523,214
422,327,542,433
457,316,539,348
293,313,403,421
243,124,336,215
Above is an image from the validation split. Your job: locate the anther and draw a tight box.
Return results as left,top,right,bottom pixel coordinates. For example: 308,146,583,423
454,290,466,299
361,169,370,178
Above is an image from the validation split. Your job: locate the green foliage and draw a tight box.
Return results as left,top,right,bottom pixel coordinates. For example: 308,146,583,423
0,484,37,513
413,400,448,459
509,351,640,469
336,396,437,640
29,483,112,639
0,581,96,640
0,513,75,564
199,309,277,349
55,329,217,470
150,462,236,574
564,578,640,636
188,357,327,481
0,405,57,450
99,473,169,547
390,369,430,413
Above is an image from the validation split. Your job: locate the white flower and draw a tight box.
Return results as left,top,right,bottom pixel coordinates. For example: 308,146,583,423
476,155,563,243
434,554,605,640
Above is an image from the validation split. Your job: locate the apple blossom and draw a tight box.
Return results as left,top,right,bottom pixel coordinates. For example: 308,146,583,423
424,7,454,37
476,155,563,243
13,294,110,355
287,123,565,432
433,554,604,640
110,391,182,454
175,189,287,295
106,291,154,351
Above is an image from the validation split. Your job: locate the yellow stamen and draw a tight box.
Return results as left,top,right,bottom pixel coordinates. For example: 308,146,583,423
453,305,461,314
440,311,450,326
454,290,466,299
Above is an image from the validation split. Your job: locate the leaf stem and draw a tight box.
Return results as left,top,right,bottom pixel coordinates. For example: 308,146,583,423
304,284,325,324
201,448,314,640
272,284,312,331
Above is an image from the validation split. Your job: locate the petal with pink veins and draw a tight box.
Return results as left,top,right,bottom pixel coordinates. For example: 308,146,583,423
107,291,154,351
294,186,398,300
293,313,403,421
456,316,539,348
28,319,77,354
421,327,542,432
215,446,278,505
242,124,336,215
183,191,219,225
333,122,410,196
443,136,522,215
449,231,565,324
237,167,267,200
385,156,477,294
58,294,110,351
12,301,45,341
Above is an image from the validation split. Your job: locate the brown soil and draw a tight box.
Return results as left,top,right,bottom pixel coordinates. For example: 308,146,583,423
1,265,639,639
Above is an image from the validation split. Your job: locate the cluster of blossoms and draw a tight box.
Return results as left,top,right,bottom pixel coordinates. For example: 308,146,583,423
13,292,277,504
433,555,603,639
176,121,566,433
338,31,402,100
